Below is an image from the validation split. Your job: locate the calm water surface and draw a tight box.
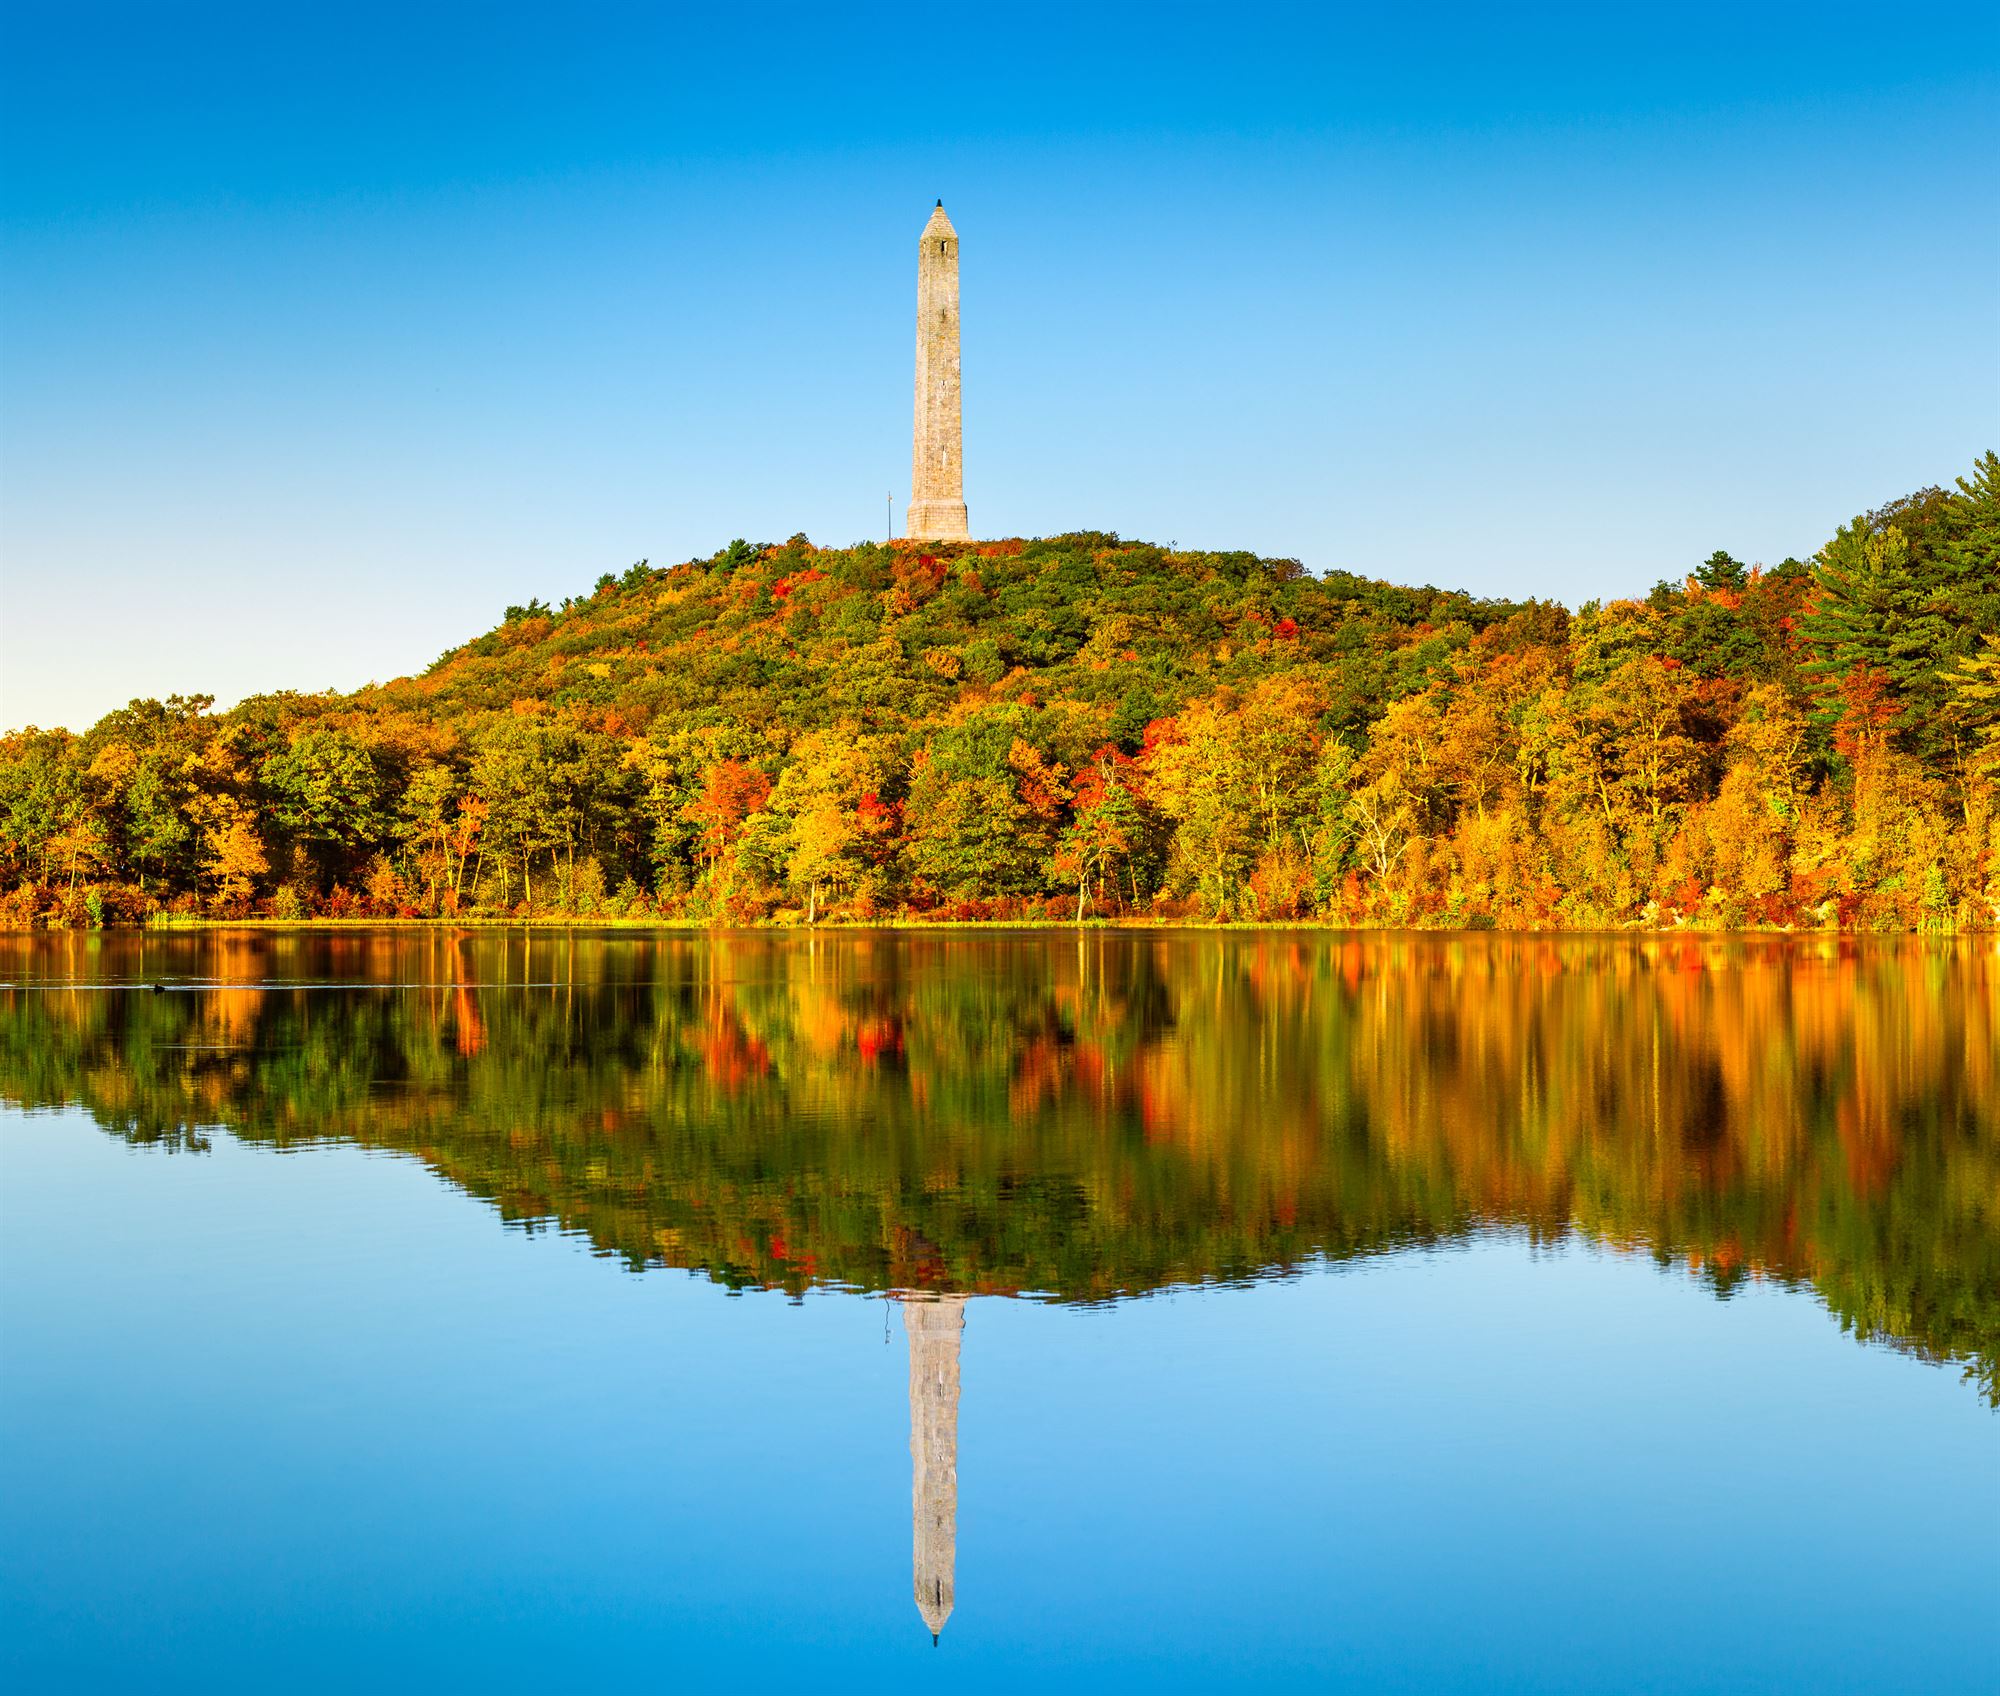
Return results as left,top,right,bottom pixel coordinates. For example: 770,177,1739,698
1,930,1994,1693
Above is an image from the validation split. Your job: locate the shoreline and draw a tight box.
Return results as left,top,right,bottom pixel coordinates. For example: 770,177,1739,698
2,915,1988,938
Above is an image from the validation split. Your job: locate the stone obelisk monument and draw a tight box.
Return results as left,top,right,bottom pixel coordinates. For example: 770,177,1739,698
906,201,970,540
905,1294,965,1642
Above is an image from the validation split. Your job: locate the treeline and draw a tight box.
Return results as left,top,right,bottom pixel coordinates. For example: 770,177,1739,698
3,454,1997,929
5,929,1992,1399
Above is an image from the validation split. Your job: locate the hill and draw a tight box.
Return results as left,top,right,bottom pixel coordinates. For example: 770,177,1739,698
3,453,1998,929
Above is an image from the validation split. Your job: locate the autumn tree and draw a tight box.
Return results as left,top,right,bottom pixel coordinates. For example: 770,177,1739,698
1943,634,2000,780
1146,702,1256,914
904,707,1065,900
261,727,386,887
1050,744,1154,919
766,731,896,922
202,801,269,910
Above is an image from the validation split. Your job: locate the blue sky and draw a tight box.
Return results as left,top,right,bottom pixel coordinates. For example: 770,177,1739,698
2,1,1995,729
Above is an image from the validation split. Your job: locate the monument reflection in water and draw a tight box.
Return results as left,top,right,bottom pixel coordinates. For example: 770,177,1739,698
1,927,1995,1647
904,1294,963,1642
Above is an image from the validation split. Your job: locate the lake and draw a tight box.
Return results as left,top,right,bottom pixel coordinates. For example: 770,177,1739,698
1,929,1994,1693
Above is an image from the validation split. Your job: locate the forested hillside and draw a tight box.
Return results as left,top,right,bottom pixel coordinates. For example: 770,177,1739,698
4,453,1998,929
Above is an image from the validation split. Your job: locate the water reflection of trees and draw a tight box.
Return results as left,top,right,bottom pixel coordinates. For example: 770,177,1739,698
3,929,1993,1401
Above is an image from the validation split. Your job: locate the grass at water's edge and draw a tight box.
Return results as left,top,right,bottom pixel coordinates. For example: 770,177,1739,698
1,914,1979,935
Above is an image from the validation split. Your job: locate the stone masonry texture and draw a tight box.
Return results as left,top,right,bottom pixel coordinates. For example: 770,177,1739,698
907,202,970,540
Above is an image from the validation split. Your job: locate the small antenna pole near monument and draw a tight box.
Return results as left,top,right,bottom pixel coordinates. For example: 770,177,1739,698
887,491,893,544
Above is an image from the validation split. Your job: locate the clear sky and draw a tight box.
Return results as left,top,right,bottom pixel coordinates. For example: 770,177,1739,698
2,1,1995,731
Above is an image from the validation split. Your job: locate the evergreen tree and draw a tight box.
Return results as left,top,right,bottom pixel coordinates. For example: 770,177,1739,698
1802,461,2000,771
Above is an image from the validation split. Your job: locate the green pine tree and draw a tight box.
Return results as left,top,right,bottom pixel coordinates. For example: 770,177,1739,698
1802,453,2000,772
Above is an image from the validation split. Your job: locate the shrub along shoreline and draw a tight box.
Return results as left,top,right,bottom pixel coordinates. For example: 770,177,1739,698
117,914,1985,934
